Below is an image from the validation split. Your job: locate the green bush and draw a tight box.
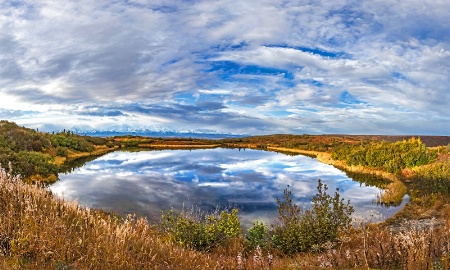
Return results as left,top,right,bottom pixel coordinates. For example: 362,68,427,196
412,161,450,196
9,151,58,178
331,138,437,173
56,146,68,157
160,208,241,251
270,180,354,254
51,133,95,152
124,141,139,147
245,220,269,250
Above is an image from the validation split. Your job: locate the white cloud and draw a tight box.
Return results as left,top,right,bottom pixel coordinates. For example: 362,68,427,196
0,0,449,134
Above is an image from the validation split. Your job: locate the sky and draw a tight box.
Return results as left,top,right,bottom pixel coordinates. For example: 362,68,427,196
0,0,449,135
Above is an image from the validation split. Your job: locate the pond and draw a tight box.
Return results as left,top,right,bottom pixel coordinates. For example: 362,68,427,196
50,148,406,228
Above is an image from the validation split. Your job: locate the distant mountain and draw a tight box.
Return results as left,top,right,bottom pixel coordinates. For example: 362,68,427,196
70,126,245,139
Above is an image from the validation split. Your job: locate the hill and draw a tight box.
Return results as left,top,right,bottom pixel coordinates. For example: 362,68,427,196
0,120,117,182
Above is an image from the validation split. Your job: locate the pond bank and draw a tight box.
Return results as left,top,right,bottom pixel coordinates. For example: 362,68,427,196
267,147,407,206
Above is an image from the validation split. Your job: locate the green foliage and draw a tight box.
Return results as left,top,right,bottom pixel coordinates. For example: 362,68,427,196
270,180,354,254
123,140,139,148
0,121,115,180
245,220,269,250
51,133,95,152
0,121,51,152
56,147,68,157
83,136,108,145
160,208,241,251
411,161,450,197
1,151,58,179
331,138,437,173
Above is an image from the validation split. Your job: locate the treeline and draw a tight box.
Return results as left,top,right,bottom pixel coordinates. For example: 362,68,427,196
331,138,437,173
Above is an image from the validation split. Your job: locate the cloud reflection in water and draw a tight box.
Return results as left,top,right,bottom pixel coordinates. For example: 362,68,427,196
50,148,406,228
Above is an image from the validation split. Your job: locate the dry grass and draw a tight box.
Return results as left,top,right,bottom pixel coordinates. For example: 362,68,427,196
66,145,117,160
2,163,450,269
282,220,450,269
0,165,228,269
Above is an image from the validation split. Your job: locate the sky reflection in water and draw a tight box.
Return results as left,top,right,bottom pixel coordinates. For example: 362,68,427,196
50,148,406,228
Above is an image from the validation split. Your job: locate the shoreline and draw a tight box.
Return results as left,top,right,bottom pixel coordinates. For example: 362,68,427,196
267,146,408,206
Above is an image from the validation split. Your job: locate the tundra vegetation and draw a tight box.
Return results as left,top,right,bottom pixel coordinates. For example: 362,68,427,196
1,120,450,268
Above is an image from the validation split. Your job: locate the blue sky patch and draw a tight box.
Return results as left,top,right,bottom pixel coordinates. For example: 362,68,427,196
339,91,364,105
266,45,349,59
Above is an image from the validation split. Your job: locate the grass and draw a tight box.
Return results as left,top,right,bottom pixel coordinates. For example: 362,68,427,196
65,145,118,160
3,163,450,269
0,165,235,269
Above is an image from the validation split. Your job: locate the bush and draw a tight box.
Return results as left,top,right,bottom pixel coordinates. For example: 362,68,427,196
56,147,68,157
411,161,450,197
270,180,354,254
5,151,58,179
51,133,95,152
105,141,115,148
331,138,437,173
245,220,269,250
160,208,241,251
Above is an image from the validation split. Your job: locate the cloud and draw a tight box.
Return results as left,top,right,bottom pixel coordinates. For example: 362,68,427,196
0,0,449,134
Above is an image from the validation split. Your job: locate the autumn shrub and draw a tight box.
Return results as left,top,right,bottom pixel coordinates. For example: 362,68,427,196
270,180,354,255
411,161,450,196
160,208,241,251
331,138,437,173
51,132,95,152
56,146,69,157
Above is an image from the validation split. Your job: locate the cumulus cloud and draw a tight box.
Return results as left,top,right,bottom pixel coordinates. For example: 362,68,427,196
0,0,449,134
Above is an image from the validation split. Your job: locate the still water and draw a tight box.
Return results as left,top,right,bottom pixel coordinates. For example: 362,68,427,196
50,148,406,228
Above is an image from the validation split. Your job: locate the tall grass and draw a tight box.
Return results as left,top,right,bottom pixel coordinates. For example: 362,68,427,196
0,165,241,269
1,164,450,269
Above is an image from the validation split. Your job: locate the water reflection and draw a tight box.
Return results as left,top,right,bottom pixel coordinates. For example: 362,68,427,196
50,148,406,228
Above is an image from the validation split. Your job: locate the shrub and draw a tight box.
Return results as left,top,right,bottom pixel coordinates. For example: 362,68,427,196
245,220,269,250
270,180,354,254
56,146,68,157
411,161,450,197
51,133,95,152
105,141,115,148
331,138,437,173
160,208,241,251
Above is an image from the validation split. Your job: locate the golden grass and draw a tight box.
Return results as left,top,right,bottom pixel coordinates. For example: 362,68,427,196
66,145,117,160
53,156,66,166
2,164,450,269
0,166,230,269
